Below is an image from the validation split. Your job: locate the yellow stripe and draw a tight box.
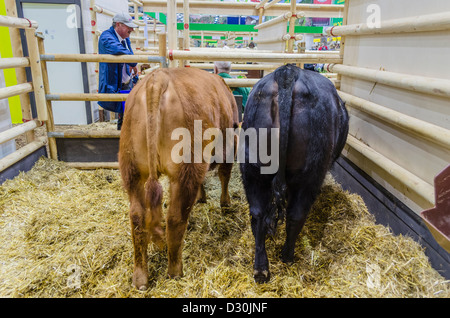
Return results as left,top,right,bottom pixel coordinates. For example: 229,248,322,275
0,1,23,123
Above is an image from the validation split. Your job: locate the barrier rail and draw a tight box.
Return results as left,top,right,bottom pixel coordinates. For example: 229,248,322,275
338,91,450,150
168,49,342,63
91,4,145,27
187,63,279,71
326,11,450,36
0,15,46,175
253,11,293,30
0,137,47,173
0,82,33,100
0,15,38,29
0,119,42,145
326,63,450,98
346,135,435,206
142,0,344,18
40,53,167,67
0,57,30,69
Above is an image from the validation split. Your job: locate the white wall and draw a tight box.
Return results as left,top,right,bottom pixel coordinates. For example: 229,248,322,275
23,3,89,125
340,0,450,213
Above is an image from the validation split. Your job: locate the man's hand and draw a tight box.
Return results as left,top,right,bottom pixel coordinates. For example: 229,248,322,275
130,66,138,76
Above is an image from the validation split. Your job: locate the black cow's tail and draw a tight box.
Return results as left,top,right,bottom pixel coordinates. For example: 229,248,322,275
266,64,298,235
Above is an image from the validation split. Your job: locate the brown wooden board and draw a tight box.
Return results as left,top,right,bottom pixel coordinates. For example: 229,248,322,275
56,138,119,162
421,165,450,253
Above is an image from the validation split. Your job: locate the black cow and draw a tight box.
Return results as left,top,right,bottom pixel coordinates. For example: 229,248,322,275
240,64,349,283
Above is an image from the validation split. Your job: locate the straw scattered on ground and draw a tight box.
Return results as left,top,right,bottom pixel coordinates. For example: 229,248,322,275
0,157,448,298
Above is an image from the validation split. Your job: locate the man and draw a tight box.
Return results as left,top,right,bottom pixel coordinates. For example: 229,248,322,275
247,41,256,49
98,12,138,130
214,61,251,110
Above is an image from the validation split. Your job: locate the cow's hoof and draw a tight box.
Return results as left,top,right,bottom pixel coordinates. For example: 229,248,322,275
281,248,295,265
132,269,149,291
168,273,183,280
281,255,294,265
137,285,148,291
253,269,270,284
168,268,183,279
220,192,231,207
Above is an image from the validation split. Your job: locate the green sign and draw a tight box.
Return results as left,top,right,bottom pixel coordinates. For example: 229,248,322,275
145,12,328,34
178,23,256,32
330,18,343,26
146,12,167,24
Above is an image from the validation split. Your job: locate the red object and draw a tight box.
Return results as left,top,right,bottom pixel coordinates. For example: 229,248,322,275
168,49,173,60
314,0,332,4
91,20,96,27
24,17,33,28
329,26,336,36
184,23,189,30
421,165,450,253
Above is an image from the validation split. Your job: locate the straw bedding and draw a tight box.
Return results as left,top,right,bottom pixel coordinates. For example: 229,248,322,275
0,157,448,298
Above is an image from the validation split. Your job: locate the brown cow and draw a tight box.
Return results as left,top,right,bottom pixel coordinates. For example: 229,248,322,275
119,67,239,290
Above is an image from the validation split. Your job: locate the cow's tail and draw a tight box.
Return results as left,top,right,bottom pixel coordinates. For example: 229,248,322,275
267,64,298,235
144,71,167,210
332,96,349,163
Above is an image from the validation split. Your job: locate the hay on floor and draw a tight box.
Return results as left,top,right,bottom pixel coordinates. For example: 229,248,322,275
0,157,448,298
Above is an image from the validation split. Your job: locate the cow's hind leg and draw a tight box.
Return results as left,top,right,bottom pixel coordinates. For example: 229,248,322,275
166,165,205,278
281,183,320,264
196,182,207,204
241,165,273,283
218,162,233,207
149,200,164,250
128,180,152,290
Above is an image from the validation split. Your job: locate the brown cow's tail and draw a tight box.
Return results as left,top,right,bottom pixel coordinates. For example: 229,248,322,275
144,71,168,209
267,64,299,235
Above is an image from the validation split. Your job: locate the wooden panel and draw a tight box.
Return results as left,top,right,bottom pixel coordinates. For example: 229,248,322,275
56,138,119,162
